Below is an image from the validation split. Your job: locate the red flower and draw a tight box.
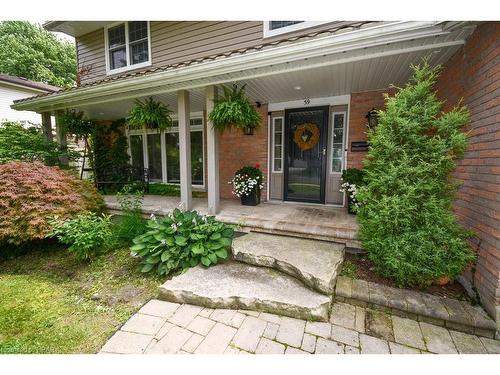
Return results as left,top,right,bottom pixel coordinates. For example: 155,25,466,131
255,163,260,169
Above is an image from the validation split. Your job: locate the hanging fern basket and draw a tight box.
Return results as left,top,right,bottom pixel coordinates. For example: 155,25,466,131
126,97,174,131
208,84,261,134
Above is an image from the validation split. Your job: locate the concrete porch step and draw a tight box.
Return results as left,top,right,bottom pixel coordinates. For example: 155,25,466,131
158,261,331,322
232,232,345,295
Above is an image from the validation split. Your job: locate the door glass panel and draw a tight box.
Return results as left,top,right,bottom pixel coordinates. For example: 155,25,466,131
331,113,345,173
286,109,326,202
147,133,162,180
130,134,144,171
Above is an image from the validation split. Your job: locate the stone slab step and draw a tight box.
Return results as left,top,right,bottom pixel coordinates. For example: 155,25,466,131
232,232,344,295
159,261,331,322
335,276,497,339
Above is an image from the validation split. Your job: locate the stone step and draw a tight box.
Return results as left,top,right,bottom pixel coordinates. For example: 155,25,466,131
232,232,345,295
159,261,331,322
218,213,361,250
335,276,497,339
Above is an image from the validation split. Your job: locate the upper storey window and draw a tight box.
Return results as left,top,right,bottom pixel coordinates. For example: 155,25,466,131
263,21,330,38
105,21,151,74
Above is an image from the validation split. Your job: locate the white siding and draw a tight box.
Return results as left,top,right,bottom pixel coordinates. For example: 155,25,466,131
0,83,44,124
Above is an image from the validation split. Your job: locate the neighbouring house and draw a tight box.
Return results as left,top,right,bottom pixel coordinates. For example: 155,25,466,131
11,21,499,327
0,73,59,124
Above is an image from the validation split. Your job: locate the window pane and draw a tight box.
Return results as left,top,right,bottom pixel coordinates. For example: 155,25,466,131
274,158,281,171
147,133,162,180
165,132,180,183
332,158,342,172
270,21,303,30
332,145,343,158
334,114,345,128
110,48,127,70
130,135,144,172
333,128,343,143
274,118,282,132
191,131,204,185
108,24,125,49
128,21,148,42
165,131,204,185
130,40,149,65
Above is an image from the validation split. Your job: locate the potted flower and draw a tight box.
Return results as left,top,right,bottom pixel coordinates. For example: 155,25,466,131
340,168,366,214
229,165,264,206
208,84,261,135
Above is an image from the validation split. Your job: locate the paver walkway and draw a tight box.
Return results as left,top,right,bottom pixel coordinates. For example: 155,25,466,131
99,300,500,354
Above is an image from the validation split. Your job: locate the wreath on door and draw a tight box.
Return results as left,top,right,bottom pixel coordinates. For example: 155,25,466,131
293,123,320,151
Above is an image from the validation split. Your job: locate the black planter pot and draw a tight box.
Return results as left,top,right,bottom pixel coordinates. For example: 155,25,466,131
347,195,356,215
241,191,260,206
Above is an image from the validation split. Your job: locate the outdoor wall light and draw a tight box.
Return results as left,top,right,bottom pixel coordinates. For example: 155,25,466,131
366,107,379,129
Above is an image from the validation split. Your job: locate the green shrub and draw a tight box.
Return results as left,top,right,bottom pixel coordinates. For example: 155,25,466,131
0,161,104,245
0,121,78,166
130,209,235,276
111,185,147,246
49,212,112,261
341,168,365,187
356,61,476,287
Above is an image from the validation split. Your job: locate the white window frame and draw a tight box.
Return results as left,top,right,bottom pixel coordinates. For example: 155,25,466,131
271,116,284,173
104,21,152,75
263,21,330,38
127,115,205,188
330,111,347,174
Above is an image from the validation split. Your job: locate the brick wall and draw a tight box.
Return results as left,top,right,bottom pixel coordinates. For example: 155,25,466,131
436,22,500,323
218,104,269,200
347,89,391,169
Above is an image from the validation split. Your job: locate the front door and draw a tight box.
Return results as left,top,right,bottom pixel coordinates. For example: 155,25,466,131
284,106,328,203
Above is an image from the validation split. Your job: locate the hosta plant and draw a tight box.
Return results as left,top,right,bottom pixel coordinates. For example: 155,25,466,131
49,212,112,261
130,209,235,276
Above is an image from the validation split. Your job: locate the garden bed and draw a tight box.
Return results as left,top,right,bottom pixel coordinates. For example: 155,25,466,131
0,241,159,354
340,253,471,302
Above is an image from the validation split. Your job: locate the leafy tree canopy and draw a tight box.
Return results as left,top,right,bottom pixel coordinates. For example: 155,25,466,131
0,21,76,88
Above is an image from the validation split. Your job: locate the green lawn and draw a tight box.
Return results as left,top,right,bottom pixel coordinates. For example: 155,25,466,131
0,243,160,354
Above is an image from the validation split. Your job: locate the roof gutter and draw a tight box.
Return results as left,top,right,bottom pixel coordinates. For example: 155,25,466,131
12,21,456,112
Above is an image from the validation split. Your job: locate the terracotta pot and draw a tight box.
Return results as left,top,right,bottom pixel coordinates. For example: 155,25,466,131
434,276,450,286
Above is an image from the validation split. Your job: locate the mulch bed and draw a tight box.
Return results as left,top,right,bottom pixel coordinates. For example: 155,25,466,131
342,252,471,301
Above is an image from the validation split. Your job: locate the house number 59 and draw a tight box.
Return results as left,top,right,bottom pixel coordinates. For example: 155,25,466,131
304,98,311,105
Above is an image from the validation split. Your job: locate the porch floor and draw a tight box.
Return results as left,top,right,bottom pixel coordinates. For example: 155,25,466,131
104,195,360,248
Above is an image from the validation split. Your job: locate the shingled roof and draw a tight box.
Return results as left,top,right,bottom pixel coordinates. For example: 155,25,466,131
13,21,377,105
0,74,60,93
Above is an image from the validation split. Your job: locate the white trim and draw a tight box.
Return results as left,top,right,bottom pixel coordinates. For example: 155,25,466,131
268,95,350,112
104,21,152,76
14,21,463,111
263,21,330,38
271,116,284,173
330,111,347,174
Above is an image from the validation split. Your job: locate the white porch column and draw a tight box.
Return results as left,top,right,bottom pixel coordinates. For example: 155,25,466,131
55,110,68,167
41,112,53,142
206,85,220,215
177,90,192,210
